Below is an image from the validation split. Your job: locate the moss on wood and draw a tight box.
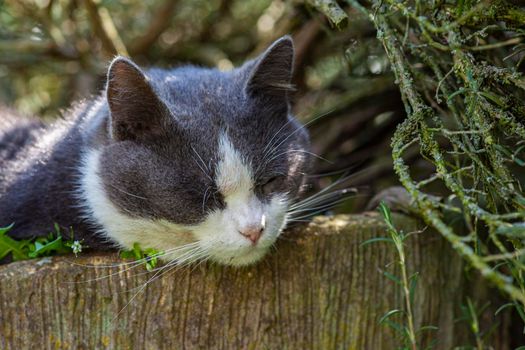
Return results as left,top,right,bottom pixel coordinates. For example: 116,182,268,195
0,214,506,349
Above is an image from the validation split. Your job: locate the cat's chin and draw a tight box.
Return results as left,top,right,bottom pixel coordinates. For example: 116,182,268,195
208,246,269,267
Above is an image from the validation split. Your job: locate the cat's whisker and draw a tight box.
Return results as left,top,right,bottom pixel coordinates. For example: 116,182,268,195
289,200,348,218
256,111,330,175
179,250,209,268
123,248,206,293
172,247,205,265
107,183,148,200
285,182,359,223
145,254,208,290
285,219,311,223
202,185,212,213
136,242,205,271
263,108,334,157
291,191,352,209
64,242,204,284
264,149,332,168
167,237,221,268
289,209,339,221
288,197,350,215
261,108,335,165
290,188,355,210
189,253,210,273
111,243,213,320
290,150,333,163
191,146,214,182
261,117,297,156
291,174,357,206
288,193,369,224
305,164,365,178
128,246,212,292
276,235,299,242
67,241,201,269
119,244,212,294
112,262,179,322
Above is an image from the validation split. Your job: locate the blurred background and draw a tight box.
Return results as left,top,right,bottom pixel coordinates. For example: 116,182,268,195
0,0,406,211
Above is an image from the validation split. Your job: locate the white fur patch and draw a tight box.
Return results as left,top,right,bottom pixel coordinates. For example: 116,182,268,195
215,134,253,199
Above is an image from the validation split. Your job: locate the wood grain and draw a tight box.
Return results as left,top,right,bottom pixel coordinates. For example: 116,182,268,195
0,213,492,349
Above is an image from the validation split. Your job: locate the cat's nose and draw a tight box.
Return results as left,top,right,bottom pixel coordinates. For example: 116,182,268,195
238,225,264,245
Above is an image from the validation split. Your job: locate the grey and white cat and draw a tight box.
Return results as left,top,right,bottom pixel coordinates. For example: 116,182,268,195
0,36,310,266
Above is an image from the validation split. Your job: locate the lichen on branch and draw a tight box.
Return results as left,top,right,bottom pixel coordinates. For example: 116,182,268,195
344,0,525,307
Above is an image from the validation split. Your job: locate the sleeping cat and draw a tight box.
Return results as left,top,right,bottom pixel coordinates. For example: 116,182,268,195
0,36,310,266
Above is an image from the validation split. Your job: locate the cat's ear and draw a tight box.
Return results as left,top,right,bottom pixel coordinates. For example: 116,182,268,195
106,57,172,142
245,36,294,97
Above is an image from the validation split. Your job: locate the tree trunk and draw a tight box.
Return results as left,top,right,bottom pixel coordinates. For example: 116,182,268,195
0,213,506,349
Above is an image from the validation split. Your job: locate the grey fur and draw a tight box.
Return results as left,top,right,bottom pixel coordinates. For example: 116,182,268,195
0,36,310,251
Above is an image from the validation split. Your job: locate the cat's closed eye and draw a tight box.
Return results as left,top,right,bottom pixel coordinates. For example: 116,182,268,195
260,176,286,196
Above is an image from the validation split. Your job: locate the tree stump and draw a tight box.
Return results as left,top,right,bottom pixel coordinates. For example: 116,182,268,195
0,213,502,349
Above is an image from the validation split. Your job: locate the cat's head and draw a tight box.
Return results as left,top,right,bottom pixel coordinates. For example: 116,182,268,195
81,36,310,266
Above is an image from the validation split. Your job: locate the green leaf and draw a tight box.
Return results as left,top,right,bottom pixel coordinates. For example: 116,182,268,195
144,248,162,270
416,325,439,333
494,302,514,316
381,319,404,335
28,235,69,258
132,242,143,260
360,237,394,246
378,201,392,223
513,156,525,167
409,272,419,307
515,302,525,321
447,88,468,101
0,225,31,261
378,201,398,233
379,309,404,324
53,222,61,235
120,250,136,259
383,271,402,285
120,244,163,271
0,223,14,234
32,241,44,252
0,223,78,261
479,91,506,107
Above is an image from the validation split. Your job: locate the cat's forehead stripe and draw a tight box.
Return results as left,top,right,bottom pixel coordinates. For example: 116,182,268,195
215,133,253,199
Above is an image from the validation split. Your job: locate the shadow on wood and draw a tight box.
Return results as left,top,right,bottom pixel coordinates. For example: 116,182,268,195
0,213,493,349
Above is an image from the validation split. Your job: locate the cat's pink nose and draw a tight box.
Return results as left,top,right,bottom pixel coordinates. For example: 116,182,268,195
239,225,264,245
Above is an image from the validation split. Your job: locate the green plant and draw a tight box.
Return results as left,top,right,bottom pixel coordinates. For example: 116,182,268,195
453,298,507,350
317,0,525,328
120,242,163,271
363,202,437,349
0,223,83,261
0,222,162,272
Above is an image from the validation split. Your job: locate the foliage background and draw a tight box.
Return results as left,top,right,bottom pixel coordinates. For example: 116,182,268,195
0,0,404,212
2,0,525,346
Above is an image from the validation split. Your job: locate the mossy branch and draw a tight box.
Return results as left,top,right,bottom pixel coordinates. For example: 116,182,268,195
349,0,525,306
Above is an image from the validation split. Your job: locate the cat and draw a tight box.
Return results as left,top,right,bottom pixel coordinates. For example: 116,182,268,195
0,36,311,266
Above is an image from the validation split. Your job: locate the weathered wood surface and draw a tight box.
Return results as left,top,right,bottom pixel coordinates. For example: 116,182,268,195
0,213,481,349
